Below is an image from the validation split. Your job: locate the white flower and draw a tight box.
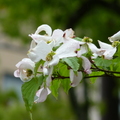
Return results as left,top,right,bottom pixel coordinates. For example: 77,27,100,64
77,37,100,58
70,69,83,87
108,31,120,42
29,24,64,47
28,39,79,66
34,87,51,103
98,40,116,59
14,58,35,82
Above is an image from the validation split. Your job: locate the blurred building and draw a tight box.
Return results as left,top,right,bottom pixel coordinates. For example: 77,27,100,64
0,35,28,99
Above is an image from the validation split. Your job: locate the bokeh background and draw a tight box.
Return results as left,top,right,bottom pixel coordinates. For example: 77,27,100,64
0,0,120,120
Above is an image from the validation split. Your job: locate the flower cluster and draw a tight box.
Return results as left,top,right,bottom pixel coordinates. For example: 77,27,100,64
14,24,120,104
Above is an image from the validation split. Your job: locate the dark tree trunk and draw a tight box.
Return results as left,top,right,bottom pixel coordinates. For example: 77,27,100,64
101,76,119,120
69,79,89,120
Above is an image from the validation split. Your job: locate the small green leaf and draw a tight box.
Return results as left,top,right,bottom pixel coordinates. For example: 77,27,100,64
61,78,71,93
114,44,120,56
50,79,61,98
74,37,82,41
21,75,44,112
34,60,44,76
62,57,79,71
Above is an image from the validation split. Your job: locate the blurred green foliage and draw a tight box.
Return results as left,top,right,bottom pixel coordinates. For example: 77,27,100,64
0,90,75,120
0,0,120,44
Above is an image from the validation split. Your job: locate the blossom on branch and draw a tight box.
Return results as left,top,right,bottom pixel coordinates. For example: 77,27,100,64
13,24,120,111
14,58,35,82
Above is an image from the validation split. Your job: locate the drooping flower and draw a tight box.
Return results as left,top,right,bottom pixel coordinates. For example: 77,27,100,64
34,87,51,103
14,58,35,82
70,69,83,87
81,56,91,74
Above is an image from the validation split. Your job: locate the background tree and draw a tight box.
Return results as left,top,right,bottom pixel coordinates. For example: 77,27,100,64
0,0,120,120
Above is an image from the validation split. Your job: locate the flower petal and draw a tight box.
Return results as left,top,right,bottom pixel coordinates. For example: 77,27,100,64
64,28,75,38
29,34,51,43
48,55,59,66
77,45,88,57
103,47,116,59
35,24,52,36
52,29,64,46
98,40,113,49
28,41,52,62
14,69,20,77
56,39,79,58
70,69,83,87
87,43,100,53
108,31,120,42
81,56,91,74
34,87,51,103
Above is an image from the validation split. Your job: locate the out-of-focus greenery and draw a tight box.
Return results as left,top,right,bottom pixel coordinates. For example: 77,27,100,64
0,90,75,120
0,0,80,44
0,0,120,44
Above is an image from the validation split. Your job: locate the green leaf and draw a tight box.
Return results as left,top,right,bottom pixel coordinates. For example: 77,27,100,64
74,37,82,41
114,44,120,56
94,57,112,68
62,57,79,71
21,75,44,112
50,79,61,98
53,62,69,77
112,57,120,72
89,71,104,83
34,60,44,76
61,78,71,93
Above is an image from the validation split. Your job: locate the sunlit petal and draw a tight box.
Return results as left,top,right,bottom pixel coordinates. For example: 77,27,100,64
28,41,52,62
56,39,79,58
